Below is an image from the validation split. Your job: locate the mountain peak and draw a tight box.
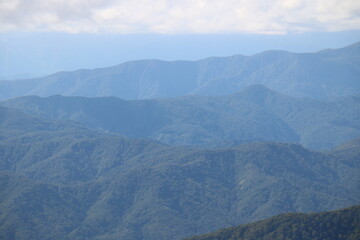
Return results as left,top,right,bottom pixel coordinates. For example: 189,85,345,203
318,40,360,56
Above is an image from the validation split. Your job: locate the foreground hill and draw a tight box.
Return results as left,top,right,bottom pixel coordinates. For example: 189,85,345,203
185,205,360,240
0,42,359,101
3,85,360,150
0,106,359,240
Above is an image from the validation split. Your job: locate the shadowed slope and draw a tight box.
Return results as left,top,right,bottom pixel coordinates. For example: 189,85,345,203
3,85,360,150
184,205,360,240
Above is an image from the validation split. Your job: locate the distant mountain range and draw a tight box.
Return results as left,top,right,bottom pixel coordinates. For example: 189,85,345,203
0,104,359,240
1,41,359,240
0,42,359,101
185,205,360,240
3,85,360,150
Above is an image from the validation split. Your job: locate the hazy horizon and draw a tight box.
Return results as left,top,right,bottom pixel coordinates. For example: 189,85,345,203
1,31,360,80
1,0,360,80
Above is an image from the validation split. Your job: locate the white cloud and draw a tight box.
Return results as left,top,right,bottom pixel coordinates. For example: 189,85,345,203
0,0,359,34
280,0,304,10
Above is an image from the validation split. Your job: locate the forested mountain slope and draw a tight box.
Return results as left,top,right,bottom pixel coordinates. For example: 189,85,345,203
0,105,359,240
185,205,360,240
3,85,360,150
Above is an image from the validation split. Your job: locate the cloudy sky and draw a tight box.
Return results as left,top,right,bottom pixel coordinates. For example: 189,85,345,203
1,0,360,34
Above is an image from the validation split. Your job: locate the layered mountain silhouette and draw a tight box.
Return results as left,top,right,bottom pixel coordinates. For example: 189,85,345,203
0,42,359,101
0,105,359,240
3,85,360,150
1,41,359,240
185,205,360,240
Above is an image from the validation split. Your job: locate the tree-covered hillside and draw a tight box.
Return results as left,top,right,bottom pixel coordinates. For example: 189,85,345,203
0,105,359,240
185,205,360,240
3,85,360,150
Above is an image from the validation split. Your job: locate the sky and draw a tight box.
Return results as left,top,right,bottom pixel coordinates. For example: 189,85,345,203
1,0,360,79
1,0,360,34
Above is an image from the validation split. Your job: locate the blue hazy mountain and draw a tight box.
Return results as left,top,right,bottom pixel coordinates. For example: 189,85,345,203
2,31,360,80
3,85,360,150
0,105,359,240
0,42,359,100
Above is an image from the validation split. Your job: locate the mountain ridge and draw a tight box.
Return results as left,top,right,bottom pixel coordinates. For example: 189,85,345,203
3,85,359,150
0,41,359,100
